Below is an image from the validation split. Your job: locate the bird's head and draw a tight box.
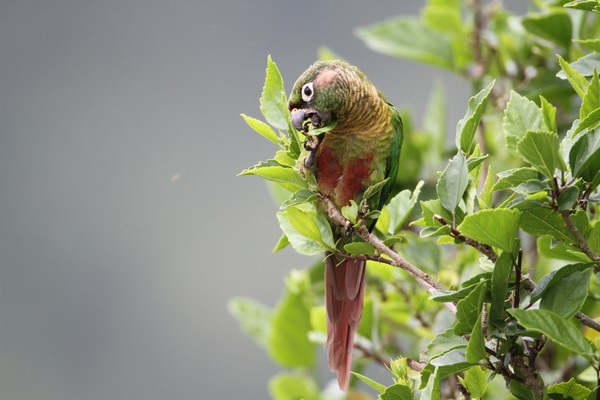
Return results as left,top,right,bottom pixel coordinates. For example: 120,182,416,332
288,60,363,134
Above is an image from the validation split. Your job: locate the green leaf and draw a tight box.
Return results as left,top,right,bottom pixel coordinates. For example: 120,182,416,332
581,69,600,121
456,80,495,154
350,371,387,393
458,208,521,252
489,251,512,325
540,96,557,133
377,180,424,234
466,311,486,363
467,154,489,173
573,108,600,135
510,381,538,400
379,383,414,400
537,236,588,262
546,378,592,400
430,284,481,303
344,241,376,256
280,190,316,209
540,267,592,318
277,206,333,255
572,210,590,238
273,149,295,167
241,114,281,145
303,117,337,136
268,289,316,367
382,235,406,247
426,328,468,357
437,152,469,212
341,200,359,224
573,38,600,52
363,178,390,205
420,367,441,400
493,167,539,191
522,9,572,48
507,308,594,359
531,262,593,301
268,373,319,400
419,199,462,228
564,0,600,13
356,17,454,70
557,53,600,79
479,165,494,209
503,91,546,153
557,186,580,210
569,126,600,183
425,348,473,381
285,205,334,250
517,130,562,178
462,272,493,288
272,233,289,253
521,207,576,243
239,160,306,190
557,54,588,98
228,297,272,348
454,281,486,335
589,221,600,253
422,0,463,34
260,56,289,131
463,366,488,399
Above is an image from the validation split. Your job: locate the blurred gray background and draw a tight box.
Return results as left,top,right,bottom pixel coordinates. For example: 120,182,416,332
0,1,525,399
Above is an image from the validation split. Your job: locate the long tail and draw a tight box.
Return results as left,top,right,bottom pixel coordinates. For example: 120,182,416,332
324,255,366,390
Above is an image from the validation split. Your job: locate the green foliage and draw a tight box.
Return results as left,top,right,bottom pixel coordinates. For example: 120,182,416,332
508,308,594,359
233,1,600,398
260,55,289,131
456,80,495,154
546,378,592,400
355,17,454,70
268,373,320,400
437,152,469,213
459,366,487,399
268,271,316,367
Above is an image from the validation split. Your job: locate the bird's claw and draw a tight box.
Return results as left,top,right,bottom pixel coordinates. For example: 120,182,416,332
344,220,354,237
302,135,322,170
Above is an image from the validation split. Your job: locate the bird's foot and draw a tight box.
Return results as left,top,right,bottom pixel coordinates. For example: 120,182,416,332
344,220,354,237
302,135,322,170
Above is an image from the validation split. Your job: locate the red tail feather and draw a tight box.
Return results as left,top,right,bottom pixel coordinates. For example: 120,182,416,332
324,256,366,389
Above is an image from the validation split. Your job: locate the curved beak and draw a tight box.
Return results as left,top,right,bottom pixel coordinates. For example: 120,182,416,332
290,108,332,133
290,108,307,131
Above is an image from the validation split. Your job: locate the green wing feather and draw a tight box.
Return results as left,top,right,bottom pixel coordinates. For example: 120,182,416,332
378,105,403,211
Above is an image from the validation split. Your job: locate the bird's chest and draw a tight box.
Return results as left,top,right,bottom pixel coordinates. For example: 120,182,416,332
315,139,375,207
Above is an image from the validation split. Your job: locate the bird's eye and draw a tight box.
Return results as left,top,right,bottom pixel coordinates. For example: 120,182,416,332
301,82,314,102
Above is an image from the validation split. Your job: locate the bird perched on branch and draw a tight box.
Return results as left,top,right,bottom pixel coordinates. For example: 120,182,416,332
288,60,403,389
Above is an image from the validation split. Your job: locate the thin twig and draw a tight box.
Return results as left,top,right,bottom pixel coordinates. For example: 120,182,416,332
318,195,457,315
560,210,600,267
434,214,498,262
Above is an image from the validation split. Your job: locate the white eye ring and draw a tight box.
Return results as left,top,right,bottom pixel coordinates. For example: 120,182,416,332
301,82,314,102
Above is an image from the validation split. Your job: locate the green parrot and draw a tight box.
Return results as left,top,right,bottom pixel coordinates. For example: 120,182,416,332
288,60,403,389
